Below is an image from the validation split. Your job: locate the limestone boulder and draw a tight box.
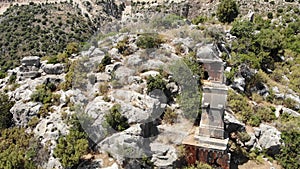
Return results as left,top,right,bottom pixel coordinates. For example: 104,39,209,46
10,101,42,126
21,56,40,67
111,89,166,124
150,143,177,168
257,124,281,156
231,77,245,92
42,63,65,75
34,111,69,145
114,66,135,85
98,125,152,163
224,111,246,133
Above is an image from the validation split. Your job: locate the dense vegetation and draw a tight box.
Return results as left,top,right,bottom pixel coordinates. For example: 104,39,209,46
223,3,300,167
0,92,15,130
0,127,44,169
0,2,95,77
54,116,89,168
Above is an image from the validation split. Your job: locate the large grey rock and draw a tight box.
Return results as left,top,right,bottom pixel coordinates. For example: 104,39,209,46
10,101,42,126
81,46,96,57
42,63,65,75
93,73,111,82
83,96,113,142
91,48,105,58
141,60,164,71
11,84,33,101
150,143,177,168
98,125,152,163
171,37,194,50
114,66,135,85
224,111,246,133
196,43,220,59
19,71,41,79
140,70,160,78
285,93,300,110
253,127,261,138
231,77,245,92
21,56,40,67
275,105,300,117
125,54,144,67
111,89,166,124
258,124,281,156
231,64,255,92
105,62,122,74
34,111,69,145
272,86,284,99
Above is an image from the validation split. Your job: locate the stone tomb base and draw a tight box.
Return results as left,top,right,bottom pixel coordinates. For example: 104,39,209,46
183,134,230,169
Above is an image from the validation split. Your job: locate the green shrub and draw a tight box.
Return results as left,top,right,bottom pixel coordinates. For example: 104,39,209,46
255,106,276,122
237,131,251,143
216,0,239,23
230,20,254,38
96,54,112,72
54,129,88,168
184,162,213,169
183,53,203,78
0,127,39,168
248,115,261,127
60,60,76,91
136,33,164,49
0,92,15,130
28,116,40,128
105,104,129,132
276,128,300,169
191,15,207,25
267,12,273,19
116,36,133,56
227,90,254,123
30,84,53,104
283,98,297,110
146,75,166,93
8,73,17,84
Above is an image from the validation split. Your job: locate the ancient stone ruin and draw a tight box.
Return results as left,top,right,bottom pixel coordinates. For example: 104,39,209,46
183,44,230,169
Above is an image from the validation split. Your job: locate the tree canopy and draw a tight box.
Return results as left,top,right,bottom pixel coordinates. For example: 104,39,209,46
216,0,239,23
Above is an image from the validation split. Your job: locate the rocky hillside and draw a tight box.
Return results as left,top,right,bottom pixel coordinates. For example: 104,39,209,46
0,0,299,169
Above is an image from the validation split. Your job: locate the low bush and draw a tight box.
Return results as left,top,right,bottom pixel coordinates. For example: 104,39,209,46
136,33,164,49
96,54,112,72
191,15,208,25
0,127,39,168
54,129,89,168
146,75,166,93
31,84,54,104
116,36,133,56
104,104,129,132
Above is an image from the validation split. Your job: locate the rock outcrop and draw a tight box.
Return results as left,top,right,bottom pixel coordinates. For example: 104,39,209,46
42,63,65,75
257,124,281,156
